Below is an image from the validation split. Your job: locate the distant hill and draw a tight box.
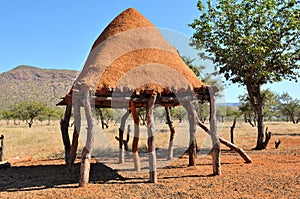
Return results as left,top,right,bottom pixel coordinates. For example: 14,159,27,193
0,65,78,111
217,102,240,107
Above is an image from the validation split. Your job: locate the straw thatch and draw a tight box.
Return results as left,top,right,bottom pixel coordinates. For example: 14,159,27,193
59,8,209,108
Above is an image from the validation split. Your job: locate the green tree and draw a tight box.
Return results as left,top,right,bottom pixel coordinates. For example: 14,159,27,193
10,101,47,128
43,107,63,125
276,92,300,123
190,0,300,149
170,106,187,123
238,89,276,125
0,110,13,125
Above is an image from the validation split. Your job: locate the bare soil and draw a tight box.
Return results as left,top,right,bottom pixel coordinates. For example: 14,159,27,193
0,138,299,198
1,121,300,198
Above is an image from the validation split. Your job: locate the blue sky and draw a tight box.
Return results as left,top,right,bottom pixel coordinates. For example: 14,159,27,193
0,0,299,102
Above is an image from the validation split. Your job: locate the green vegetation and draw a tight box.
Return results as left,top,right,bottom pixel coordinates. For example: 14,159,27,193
190,0,300,149
1,101,63,127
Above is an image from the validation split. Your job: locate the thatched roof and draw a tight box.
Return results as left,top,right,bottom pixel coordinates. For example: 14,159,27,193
59,8,211,108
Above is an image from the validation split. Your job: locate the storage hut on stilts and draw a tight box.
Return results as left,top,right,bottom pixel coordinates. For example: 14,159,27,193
58,8,248,187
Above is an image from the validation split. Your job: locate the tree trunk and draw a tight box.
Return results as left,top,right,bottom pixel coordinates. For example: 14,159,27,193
28,119,33,128
254,101,265,150
246,84,265,150
47,116,51,126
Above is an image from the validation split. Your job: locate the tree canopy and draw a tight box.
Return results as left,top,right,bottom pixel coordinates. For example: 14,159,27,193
190,0,300,149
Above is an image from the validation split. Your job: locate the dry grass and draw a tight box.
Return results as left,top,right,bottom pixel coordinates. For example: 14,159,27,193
1,119,299,160
0,119,299,199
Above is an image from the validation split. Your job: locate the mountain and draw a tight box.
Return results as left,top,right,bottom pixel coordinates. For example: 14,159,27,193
0,65,78,111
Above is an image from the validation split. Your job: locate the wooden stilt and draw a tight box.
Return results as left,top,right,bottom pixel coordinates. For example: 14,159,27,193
118,110,131,163
79,89,95,187
69,103,81,173
165,107,175,160
147,94,157,183
60,104,72,166
209,88,221,175
183,101,197,167
130,101,140,171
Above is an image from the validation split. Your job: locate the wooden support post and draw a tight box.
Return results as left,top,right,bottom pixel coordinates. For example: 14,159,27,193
60,104,72,166
118,110,131,163
209,88,221,175
130,101,140,171
183,101,197,167
69,102,81,173
79,89,95,187
230,117,237,144
165,107,175,160
147,94,157,183
0,135,4,161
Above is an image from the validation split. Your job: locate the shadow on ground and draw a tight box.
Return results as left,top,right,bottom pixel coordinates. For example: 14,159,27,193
0,162,124,192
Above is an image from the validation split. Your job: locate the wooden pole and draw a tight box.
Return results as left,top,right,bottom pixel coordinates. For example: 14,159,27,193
147,94,157,183
165,107,175,160
79,89,95,187
69,102,81,173
196,118,252,163
130,101,140,171
0,135,4,161
209,87,221,175
60,104,72,166
183,101,197,167
230,117,237,144
118,110,131,163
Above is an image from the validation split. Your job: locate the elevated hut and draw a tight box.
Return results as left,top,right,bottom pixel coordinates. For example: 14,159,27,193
58,8,221,187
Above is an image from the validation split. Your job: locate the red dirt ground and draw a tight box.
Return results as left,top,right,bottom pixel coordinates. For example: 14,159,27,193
0,136,299,199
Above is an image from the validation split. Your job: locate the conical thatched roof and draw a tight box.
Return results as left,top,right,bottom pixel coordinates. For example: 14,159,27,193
59,8,210,107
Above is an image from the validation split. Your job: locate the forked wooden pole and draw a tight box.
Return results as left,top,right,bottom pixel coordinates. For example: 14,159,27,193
60,103,72,166
147,94,157,183
69,102,81,173
165,107,175,160
183,101,197,167
118,109,131,163
209,87,221,175
130,101,140,171
79,89,95,187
